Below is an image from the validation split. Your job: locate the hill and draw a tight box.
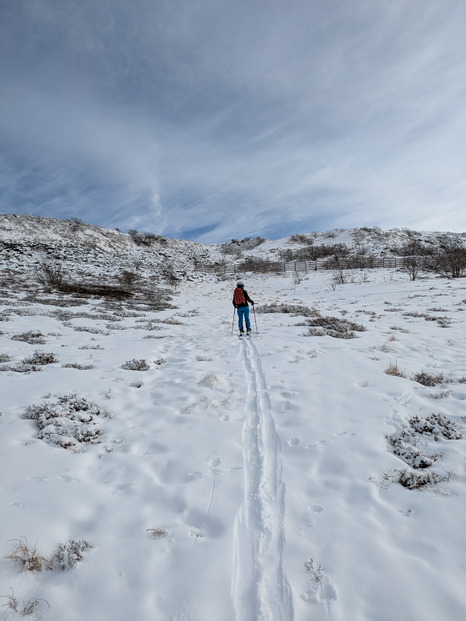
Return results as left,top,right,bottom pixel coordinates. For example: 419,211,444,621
1,214,465,282
0,214,211,281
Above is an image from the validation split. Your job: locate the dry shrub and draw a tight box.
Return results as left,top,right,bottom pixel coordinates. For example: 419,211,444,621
398,469,451,489
386,412,461,491
50,538,93,570
37,260,65,287
23,351,57,366
412,371,446,386
303,316,366,339
257,303,317,317
147,528,168,539
408,413,462,440
1,351,58,374
304,558,324,582
121,359,150,371
387,436,438,470
11,330,46,344
24,394,110,450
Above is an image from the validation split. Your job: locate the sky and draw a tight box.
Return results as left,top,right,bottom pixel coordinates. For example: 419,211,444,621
1,0,466,243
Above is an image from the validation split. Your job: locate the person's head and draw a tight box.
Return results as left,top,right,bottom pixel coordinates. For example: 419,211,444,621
236,281,244,288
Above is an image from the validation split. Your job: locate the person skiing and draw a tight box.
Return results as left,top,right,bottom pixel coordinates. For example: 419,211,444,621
232,281,254,336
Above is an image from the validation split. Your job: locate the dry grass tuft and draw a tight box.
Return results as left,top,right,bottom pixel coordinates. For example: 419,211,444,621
385,360,405,377
6,538,48,572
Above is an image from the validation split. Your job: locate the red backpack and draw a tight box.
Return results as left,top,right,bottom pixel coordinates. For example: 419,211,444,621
234,287,245,305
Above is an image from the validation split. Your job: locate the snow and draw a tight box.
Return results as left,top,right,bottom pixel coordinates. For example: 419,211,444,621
1,267,466,620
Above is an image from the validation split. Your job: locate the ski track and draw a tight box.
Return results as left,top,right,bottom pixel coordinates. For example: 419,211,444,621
232,338,294,621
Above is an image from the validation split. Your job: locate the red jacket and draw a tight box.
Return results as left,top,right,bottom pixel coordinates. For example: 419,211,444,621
233,287,254,308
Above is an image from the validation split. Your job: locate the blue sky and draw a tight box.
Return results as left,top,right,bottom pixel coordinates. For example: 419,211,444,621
1,0,465,243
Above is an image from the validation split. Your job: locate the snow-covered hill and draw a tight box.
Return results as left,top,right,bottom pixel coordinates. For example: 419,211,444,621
0,214,212,280
220,227,466,262
1,214,465,282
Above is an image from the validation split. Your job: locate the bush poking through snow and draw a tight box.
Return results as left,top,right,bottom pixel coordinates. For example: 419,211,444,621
24,394,110,450
121,358,150,371
160,263,180,286
304,558,324,582
371,468,453,490
236,257,282,274
386,413,461,488
22,351,57,366
50,538,93,570
411,371,446,387
0,351,58,373
302,316,366,339
74,326,109,335
397,469,452,490
408,413,462,440
62,362,94,370
147,528,168,539
11,330,46,344
117,270,139,287
387,413,461,470
257,303,317,317
427,390,452,400
327,269,352,289
402,311,452,328
388,437,438,470
37,260,65,288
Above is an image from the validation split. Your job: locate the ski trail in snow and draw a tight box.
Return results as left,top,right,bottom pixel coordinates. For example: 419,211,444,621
205,472,216,519
232,339,294,621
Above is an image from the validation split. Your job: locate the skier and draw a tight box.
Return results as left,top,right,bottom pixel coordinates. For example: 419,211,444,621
232,281,254,337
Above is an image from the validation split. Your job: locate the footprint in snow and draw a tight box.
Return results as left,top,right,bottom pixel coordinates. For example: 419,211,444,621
198,373,226,390
281,400,294,412
208,456,221,470
302,578,338,605
286,436,302,447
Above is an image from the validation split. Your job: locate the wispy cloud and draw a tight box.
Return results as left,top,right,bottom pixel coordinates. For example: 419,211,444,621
1,0,465,242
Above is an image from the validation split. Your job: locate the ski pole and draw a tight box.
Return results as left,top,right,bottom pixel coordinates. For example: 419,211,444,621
253,304,258,333
231,308,236,334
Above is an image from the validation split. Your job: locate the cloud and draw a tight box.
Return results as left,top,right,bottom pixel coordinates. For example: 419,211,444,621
1,0,466,242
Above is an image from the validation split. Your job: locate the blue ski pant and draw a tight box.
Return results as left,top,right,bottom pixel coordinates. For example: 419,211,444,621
237,306,250,331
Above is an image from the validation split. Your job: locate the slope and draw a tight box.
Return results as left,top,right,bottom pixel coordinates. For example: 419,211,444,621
0,269,465,620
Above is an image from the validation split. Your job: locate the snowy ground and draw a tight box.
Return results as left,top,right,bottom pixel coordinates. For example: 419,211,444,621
1,269,465,621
